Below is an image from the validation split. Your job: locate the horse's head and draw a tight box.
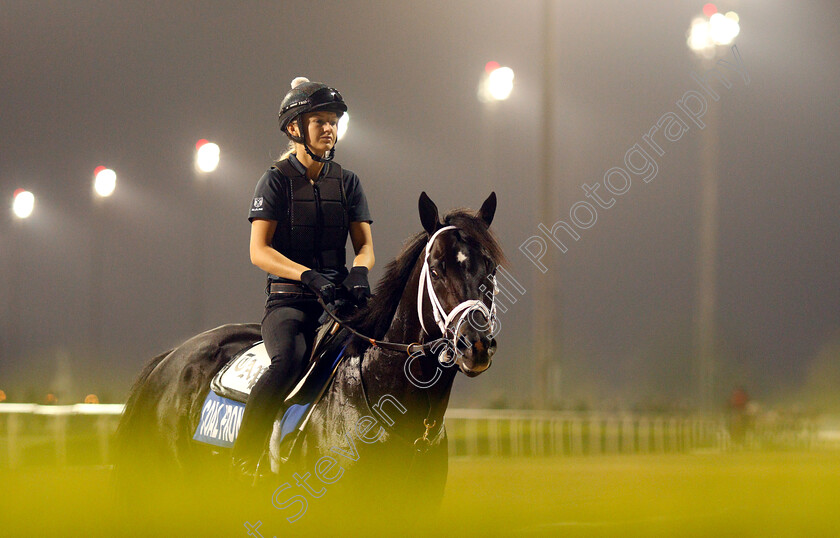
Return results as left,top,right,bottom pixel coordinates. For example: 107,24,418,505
416,191,504,377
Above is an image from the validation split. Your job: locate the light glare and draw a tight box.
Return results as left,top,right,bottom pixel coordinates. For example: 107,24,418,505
94,168,117,198
487,67,515,101
337,113,350,141
687,17,712,52
709,12,740,45
13,190,35,219
196,141,220,173
687,10,740,57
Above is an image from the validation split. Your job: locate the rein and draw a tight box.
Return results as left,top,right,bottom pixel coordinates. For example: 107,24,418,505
356,350,447,454
316,297,447,356
316,225,497,452
317,225,498,358
317,298,448,452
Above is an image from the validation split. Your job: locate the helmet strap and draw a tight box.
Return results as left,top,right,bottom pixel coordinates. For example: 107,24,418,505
304,144,336,163
287,116,305,144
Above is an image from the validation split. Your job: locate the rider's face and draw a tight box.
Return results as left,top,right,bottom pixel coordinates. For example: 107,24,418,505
291,111,339,156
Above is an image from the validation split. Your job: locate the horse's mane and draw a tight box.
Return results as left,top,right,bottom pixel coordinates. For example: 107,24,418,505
345,208,506,350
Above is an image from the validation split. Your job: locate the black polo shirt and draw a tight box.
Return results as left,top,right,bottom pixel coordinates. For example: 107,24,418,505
249,154,372,285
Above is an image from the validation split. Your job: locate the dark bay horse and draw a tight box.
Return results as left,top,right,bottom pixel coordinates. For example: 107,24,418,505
114,192,505,530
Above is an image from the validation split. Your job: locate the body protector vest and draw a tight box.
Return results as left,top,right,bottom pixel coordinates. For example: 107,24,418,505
272,159,349,274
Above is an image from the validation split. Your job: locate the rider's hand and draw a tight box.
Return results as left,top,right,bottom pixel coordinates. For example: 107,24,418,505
341,266,371,306
300,270,336,305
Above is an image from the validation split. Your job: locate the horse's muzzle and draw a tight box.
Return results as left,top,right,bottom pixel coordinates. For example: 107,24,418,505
456,337,496,377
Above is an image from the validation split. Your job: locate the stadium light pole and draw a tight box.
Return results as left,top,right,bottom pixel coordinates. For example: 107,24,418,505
687,4,740,411
8,189,36,362
478,61,515,201
529,0,558,410
90,167,117,358
192,140,220,332
479,61,537,407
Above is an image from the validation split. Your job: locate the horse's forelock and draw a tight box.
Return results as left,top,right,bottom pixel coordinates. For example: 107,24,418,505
442,209,507,267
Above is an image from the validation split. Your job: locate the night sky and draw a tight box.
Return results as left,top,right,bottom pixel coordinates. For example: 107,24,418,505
1,1,838,408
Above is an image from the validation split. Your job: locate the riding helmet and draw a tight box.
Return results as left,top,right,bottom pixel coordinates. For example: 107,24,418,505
278,77,347,136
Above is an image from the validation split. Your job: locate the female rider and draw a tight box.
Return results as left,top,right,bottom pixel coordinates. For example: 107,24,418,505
231,77,375,480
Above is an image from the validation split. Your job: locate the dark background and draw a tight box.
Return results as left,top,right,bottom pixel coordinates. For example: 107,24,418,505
1,0,838,409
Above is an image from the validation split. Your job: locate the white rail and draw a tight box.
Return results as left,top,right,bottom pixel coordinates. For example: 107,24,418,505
0,404,123,468
444,409,727,457
0,404,823,468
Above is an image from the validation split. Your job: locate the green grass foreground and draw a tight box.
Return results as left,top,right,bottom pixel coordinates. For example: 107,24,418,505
442,451,840,536
1,451,838,536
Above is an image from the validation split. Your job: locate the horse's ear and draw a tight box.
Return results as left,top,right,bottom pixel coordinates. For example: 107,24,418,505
477,192,497,227
418,191,441,236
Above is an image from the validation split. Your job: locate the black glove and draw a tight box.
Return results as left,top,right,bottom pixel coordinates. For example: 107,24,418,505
341,266,371,306
300,270,336,305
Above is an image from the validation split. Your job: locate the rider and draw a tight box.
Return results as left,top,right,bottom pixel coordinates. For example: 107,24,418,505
231,77,375,480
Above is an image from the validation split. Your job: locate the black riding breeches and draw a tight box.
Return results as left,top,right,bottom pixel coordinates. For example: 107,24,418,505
231,298,322,460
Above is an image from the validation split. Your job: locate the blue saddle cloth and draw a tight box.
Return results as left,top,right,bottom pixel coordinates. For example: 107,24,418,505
193,332,350,449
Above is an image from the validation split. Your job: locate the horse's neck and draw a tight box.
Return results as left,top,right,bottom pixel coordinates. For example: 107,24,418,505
363,255,456,432
383,254,429,344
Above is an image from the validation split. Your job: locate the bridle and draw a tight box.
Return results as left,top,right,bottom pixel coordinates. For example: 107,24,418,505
416,225,499,360
317,224,499,452
318,225,499,359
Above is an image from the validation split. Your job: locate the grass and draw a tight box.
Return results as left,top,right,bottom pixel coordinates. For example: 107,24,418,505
1,451,839,536
440,451,840,536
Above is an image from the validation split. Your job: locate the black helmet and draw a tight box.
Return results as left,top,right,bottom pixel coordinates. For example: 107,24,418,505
278,77,346,163
278,78,346,133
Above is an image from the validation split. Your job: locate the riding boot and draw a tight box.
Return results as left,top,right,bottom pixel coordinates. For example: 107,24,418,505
230,420,274,487
229,437,276,489
229,365,294,485
230,300,319,486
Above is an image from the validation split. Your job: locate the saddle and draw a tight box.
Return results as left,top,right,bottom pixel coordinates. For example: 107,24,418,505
192,319,351,450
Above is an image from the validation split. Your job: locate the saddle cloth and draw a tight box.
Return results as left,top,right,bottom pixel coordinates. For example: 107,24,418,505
193,321,351,449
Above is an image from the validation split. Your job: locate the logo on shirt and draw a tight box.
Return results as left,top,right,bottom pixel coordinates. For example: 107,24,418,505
252,197,264,210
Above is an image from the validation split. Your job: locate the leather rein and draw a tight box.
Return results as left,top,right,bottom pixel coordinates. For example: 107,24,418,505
315,226,498,452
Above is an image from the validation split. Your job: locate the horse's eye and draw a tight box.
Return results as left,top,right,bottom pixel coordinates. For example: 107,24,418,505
430,267,441,279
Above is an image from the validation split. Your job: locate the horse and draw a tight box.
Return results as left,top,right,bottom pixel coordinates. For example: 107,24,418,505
113,191,505,532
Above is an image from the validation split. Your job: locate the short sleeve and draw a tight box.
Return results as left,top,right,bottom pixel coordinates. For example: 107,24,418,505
344,171,372,224
248,168,285,222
